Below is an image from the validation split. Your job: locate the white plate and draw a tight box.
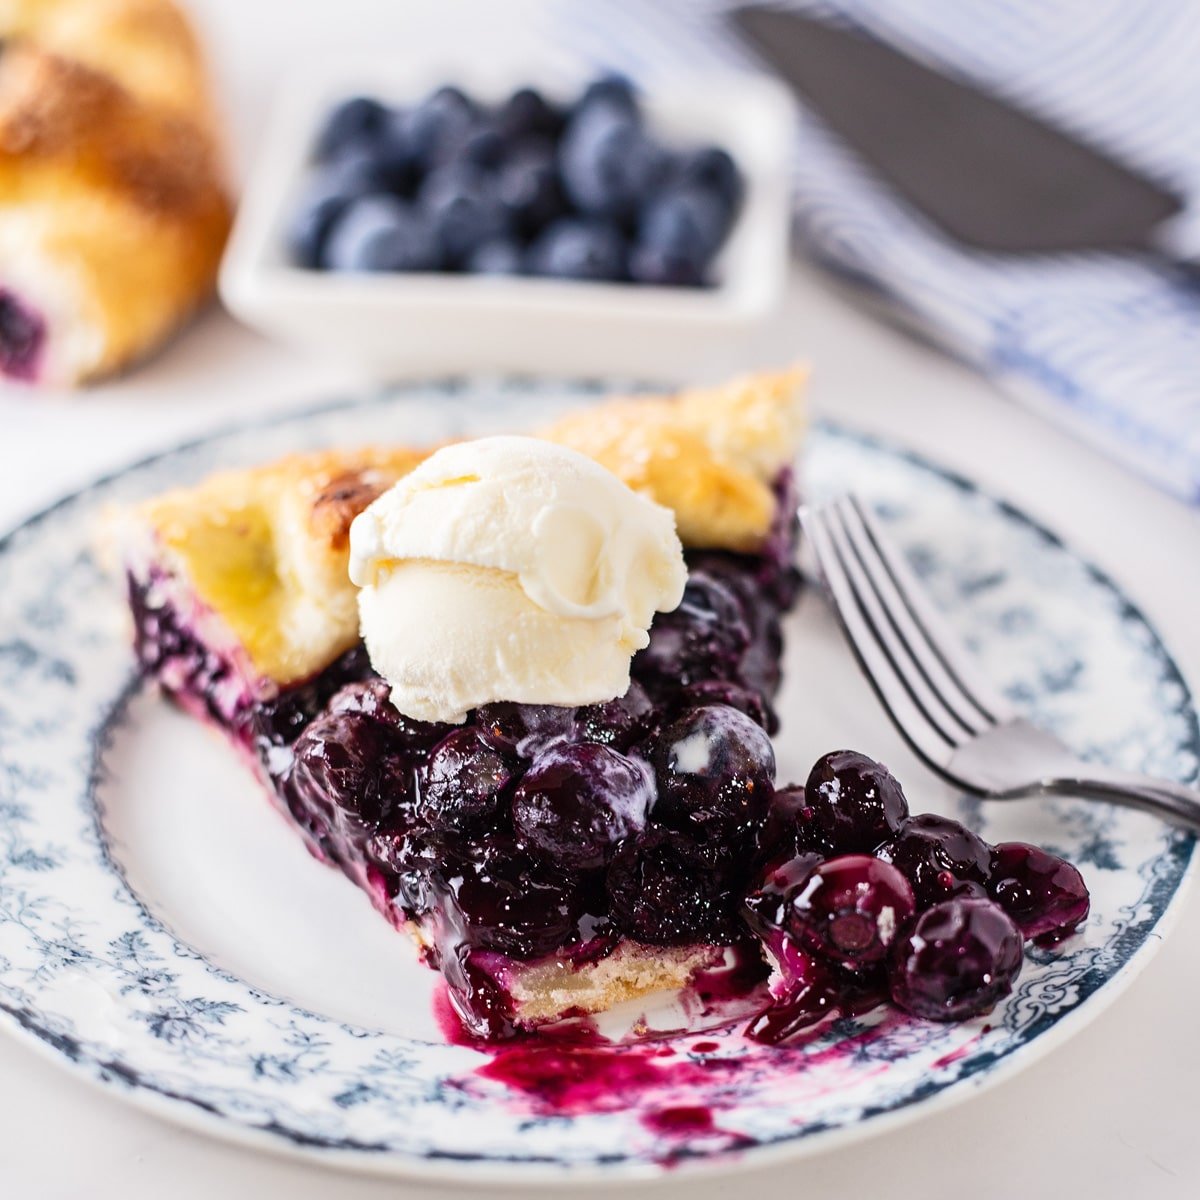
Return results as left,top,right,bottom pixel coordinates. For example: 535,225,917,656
219,60,794,380
0,379,1195,1183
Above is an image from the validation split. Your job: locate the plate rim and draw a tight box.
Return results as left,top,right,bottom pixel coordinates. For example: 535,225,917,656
0,381,1195,1184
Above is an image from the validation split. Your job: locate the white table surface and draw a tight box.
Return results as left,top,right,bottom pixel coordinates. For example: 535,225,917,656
3,3,1200,1197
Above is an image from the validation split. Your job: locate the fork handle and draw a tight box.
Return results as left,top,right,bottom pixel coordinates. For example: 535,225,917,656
1045,768,1200,834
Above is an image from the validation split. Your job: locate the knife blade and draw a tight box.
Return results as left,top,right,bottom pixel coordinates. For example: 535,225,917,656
731,5,1186,257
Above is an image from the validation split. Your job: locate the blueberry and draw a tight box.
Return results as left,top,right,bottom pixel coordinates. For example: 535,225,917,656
606,827,733,945
801,751,910,855
404,85,478,168
418,162,511,266
781,854,915,968
448,846,584,958
314,96,388,161
558,105,669,223
576,73,640,123
465,237,524,275
675,680,770,732
495,140,566,236
512,743,654,870
574,681,657,750
879,813,993,909
473,702,576,757
495,86,565,141
322,195,439,272
459,120,507,168
889,897,1023,1021
525,218,627,281
634,570,752,691
630,186,728,286
651,704,775,867
327,680,448,751
287,177,358,268
290,711,407,832
989,842,1090,945
742,849,825,942
674,145,743,213
416,727,515,833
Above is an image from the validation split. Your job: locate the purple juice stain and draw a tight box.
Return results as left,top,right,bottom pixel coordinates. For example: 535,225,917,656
0,289,45,382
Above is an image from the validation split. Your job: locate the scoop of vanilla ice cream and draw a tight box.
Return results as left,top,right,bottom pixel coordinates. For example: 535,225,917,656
348,436,688,724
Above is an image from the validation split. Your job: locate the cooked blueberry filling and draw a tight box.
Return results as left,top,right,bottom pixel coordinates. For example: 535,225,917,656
130,469,1089,1043
0,288,45,381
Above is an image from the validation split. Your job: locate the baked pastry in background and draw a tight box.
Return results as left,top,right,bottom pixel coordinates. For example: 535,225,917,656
0,0,231,386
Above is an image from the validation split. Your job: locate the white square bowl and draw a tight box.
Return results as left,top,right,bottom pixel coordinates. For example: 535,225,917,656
219,59,796,380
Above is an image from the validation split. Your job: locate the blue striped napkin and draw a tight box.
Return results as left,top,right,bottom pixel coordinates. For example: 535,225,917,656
547,0,1200,504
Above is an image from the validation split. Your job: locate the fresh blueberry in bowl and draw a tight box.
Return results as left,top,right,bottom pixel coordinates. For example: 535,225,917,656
575,73,640,123
418,162,511,267
287,176,359,268
322,195,440,272
496,86,565,141
465,237,524,275
313,95,389,161
525,218,628,281
404,84,479,168
558,104,669,224
496,141,566,235
674,145,743,215
630,186,727,285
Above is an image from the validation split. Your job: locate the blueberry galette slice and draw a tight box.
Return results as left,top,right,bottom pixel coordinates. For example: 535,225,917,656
124,369,808,1037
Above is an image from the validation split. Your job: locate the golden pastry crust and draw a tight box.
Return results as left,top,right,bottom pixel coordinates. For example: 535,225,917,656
0,1,231,384
131,368,807,687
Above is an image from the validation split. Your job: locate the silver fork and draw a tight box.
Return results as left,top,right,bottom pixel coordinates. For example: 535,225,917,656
800,494,1200,832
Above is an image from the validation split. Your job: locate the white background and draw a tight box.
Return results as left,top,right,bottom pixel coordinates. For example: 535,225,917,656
2,2,1199,1196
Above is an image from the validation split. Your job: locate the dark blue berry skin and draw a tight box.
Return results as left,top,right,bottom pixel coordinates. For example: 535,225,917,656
889,898,1023,1021
989,842,1090,945
496,141,566,236
879,813,993,910
288,178,358,268
404,85,478,169
323,196,439,272
465,238,524,275
416,728,515,834
674,145,743,214
525,218,627,281
558,106,669,224
418,162,511,267
314,96,388,161
801,751,910,856
651,704,776,869
511,743,654,871
446,840,584,959
495,87,565,141
646,186,727,250
575,73,640,123
782,854,916,968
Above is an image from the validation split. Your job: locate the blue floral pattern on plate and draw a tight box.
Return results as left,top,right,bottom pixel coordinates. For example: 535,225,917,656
0,379,1195,1181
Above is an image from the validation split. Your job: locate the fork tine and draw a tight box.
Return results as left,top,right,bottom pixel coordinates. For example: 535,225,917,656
802,506,957,773
846,494,1017,725
832,496,995,736
822,503,976,746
